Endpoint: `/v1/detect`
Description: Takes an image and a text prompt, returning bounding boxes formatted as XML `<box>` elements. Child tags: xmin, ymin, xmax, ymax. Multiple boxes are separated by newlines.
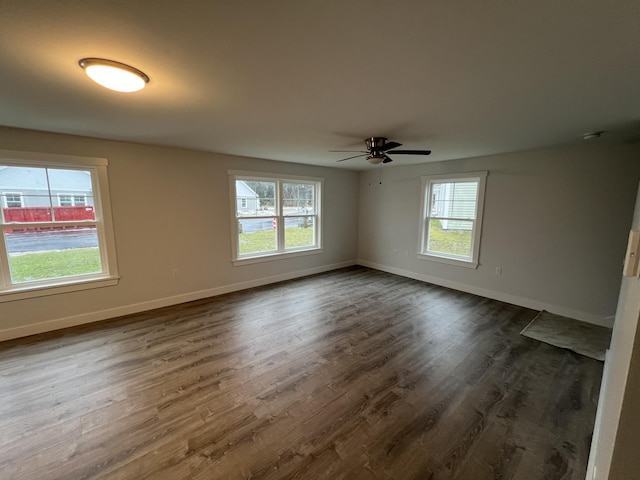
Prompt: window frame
<box><xmin>0</xmin><ymin>150</ymin><xmax>119</xmax><ymax>302</ymax></box>
<box><xmin>229</xmin><ymin>170</ymin><xmax>323</xmax><ymax>265</ymax></box>
<box><xmin>418</xmin><ymin>171</ymin><xmax>487</xmax><ymax>269</ymax></box>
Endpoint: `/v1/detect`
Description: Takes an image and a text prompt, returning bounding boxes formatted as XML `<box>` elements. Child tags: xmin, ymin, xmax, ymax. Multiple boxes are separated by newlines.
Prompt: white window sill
<box><xmin>0</xmin><ymin>276</ymin><xmax>119</xmax><ymax>303</ymax></box>
<box><xmin>417</xmin><ymin>253</ymin><xmax>478</xmax><ymax>269</ymax></box>
<box><xmin>233</xmin><ymin>248</ymin><xmax>323</xmax><ymax>266</ymax></box>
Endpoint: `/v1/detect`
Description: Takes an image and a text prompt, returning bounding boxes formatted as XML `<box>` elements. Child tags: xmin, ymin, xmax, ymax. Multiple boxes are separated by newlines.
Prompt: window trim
<box><xmin>418</xmin><ymin>171</ymin><xmax>487</xmax><ymax>269</ymax></box>
<box><xmin>228</xmin><ymin>170</ymin><xmax>323</xmax><ymax>265</ymax></box>
<box><xmin>0</xmin><ymin>149</ymin><xmax>119</xmax><ymax>302</ymax></box>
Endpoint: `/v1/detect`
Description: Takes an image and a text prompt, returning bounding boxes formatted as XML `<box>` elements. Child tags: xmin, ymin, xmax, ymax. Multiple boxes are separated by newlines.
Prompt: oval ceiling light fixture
<box><xmin>78</xmin><ymin>58</ymin><xmax>149</xmax><ymax>92</ymax></box>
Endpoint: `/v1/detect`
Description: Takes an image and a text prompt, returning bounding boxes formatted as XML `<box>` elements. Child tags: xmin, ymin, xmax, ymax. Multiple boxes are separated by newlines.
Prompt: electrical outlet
<box><xmin>171</xmin><ymin>269</ymin><xmax>179</xmax><ymax>278</ymax></box>
<box><xmin>495</xmin><ymin>267</ymin><xmax>502</xmax><ymax>275</ymax></box>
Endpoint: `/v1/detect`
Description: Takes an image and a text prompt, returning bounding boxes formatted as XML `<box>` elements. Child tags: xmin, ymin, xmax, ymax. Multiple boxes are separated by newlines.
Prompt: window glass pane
<box><xmin>236</xmin><ymin>180</ymin><xmax>276</xmax><ymax>217</ymax></box>
<box><xmin>283</xmin><ymin>182</ymin><xmax>315</xmax><ymax>215</ymax></box>
<box><xmin>3</xmin><ymin>195</ymin><xmax>53</xmax><ymax>223</ymax></box>
<box><xmin>238</xmin><ymin>218</ymin><xmax>277</xmax><ymax>255</ymax></box>
<box><xmin>48</xmin><ymin>169</ymin><xmax>93</xmax><ymax>195</ymax></box>
<box><xmin>0</xmin><ymin>166</ymin><xmax>49</xmax><ymax>191</ymax></box>
<box><xmin>1</xmin><ymin>166</ymin><xmax>50</xmax><ymax>222</ymax></box>
<box><xmin>53</xmin><ymin>205</ymin><xmax>96</xmax><ymax>222</ymax></box>
<box><xmin>430</xmin><ymin>181</ymin><xmax>478</xmax><ymax>219</ymax></box>
<box><xmin>285</xmin><ymin>216</ymin><xmax>315</xmax><ymax>249</ymax></box>
<box><xmin>4</xmin><ymin>226</ymin><xmax>101</xmax><ymax>283</ymax></box>
<box><xmin>427</xmin><ymin>219</ymin><xmax>473</xmax><ymax>258</ymax></box>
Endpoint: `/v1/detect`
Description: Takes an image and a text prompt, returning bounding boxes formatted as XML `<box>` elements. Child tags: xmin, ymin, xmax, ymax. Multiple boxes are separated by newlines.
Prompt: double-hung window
<box><xmin>229</xmin><ymin>171</ymin><xmax>322</xmax><ymax>264</ymax></box>
<box><xmin>419</xmin><ymin>171</ymin><xmax>487</xmax><ymax>268</ymax></box>
<box><xmin>0</xmin><ymin>150</ymin><xmax>118</xmax><ymax>300</ymax></box>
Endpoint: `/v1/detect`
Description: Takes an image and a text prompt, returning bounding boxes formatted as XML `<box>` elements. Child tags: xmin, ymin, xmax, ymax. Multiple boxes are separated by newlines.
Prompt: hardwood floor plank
<box><xmin>0</xmin><ymin>267</ymin><xmax>602</xmax><ymax>479</ymax></box>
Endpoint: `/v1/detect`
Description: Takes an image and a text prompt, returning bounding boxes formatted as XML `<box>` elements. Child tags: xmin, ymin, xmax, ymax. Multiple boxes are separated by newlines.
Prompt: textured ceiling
<box><xmin>1</xmin><ymin>1</ymin><xmax>639</xmax><ymax>169</ymax></box>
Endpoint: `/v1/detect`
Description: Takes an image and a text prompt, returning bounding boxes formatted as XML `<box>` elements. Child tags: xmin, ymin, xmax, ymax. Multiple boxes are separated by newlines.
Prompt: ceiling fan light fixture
<box><xmin>79</xmin><ymin>58</ymin><xmax>149</xmax><ymax>92</ymax></box>
<box><xmin>367</xmin><ymin>155</ymin><xmax>383</xmax><ymax>165</ymax></box>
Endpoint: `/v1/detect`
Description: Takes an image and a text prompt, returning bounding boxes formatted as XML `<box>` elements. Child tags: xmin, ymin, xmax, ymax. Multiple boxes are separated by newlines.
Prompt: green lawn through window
<box><xmin>9</xmin><ymin>247</ymin><xmax>101</xmax><ymax>283</ymax></box>
<box><xmin>239</xmin><ymin>226</ymin><xmax>314</xmax><ymax>255</ymax></box>
<box><xmin>427</xmin><ymin>220</ymin><xmax>473</xmax><ymax>258</ymax></box>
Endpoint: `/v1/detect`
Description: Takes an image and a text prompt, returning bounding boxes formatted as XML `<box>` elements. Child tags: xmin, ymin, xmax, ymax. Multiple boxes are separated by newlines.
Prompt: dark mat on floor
<box><xmin>520</xmin><ymin>310</ymin><xmax>612</xmax><ymax>361</ymax></box>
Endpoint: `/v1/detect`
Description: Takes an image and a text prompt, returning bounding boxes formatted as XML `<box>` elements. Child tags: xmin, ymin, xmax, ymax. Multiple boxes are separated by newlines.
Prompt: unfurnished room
<box><xmin>0</xmin><ymin>1</ymin><xmax>639</xmax><ymax>479</ymax></box>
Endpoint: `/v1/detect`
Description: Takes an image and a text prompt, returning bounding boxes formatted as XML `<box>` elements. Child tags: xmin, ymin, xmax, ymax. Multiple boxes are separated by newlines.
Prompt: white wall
<box><xmin>357</xmin><ymin>142</ymin><xmax>640</xmax><ymax>325</ymax></box>
<box><xmin>0</xmin><ymin>127</ymin><xmax>359</xmax><ymax>340</ymax></box>
<box><xmin>2</xmin><ymin>127</ymin><xmax>638</xmax><ymax>340</ymax></box>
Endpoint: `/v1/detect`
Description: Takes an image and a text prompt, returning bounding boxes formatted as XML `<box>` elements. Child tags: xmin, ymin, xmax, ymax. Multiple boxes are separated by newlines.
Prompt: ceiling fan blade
<box><xmin>382</xmin><ymin>154</ymin><xmax>393</xmax><ymax>163</ymax></box>
<box><xmin>386</xmin><ymin>149</ymin><xmax>431</xmax><ymax>155</ymax></box>
<box><xmin>381</xmin><ymin>141</ymin><xmax>402</xmax><ymax>151</ymax></box>
<box><xmin>336</xmin><ymin>153</ymin><xmax>368</xmax><ymax>162</ymax></box>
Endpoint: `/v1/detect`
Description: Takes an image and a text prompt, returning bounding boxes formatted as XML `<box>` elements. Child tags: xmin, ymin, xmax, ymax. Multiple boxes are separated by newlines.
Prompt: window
<box><xmin>2</xmin><ymin>192</ymin><xmax>23</xmax><ymax>208</ymax></box>
<box><xmin>58</xmin><ymin>194</ymin><xmax>87</xmax><ymax>206</ymax></box>
<box><xmin>419</xmin><ymin>171</ymin><xmax>487</xmax><ymax>268</ymax></box>
<box><xmin>229</xmin><ymin>171</ymin><xmax>322</xmax><ymax>264</ymax></box>
<box><xmin>0</xmin><ymin>150</ymin><xmax>118</xmax><ymax>301</ymax></box>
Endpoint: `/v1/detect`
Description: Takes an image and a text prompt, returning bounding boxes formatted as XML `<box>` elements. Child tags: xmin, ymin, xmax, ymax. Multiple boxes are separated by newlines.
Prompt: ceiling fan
<box><xmin>331</xmin><ymin>137</ymin><xmax>431</xmax><ymax>164</ymax></box>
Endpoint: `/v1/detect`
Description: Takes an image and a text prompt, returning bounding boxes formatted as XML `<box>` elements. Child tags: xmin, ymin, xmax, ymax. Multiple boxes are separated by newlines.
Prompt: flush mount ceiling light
<box><xmin>78</xmin><ymin>58</ymin><xmax>149</xmax><ymax>92</ymax></box>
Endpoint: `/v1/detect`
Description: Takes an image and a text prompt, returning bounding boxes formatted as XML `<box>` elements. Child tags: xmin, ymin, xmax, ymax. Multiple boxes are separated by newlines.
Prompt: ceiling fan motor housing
<box><xmin>365</xmin><ymin>137</ymin><xmax>388</xmax><ymax>152</ymax></box>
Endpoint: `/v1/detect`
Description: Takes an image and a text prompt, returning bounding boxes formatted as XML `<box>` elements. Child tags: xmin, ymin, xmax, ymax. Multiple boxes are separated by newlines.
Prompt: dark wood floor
<box><xmin>0</xmin><ymin>267</ymin><xmax>602</xmax><ymax>479</ymax></box>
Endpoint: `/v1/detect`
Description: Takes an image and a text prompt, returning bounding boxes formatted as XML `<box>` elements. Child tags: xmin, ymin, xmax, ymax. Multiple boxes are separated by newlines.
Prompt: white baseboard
<box><xmin>2</xmin><ymin>258</ymin><xmax>612</xmax><ymax>342</ymax></box>
<box><xmin>0</xmin><ymin>260</ymin><xmax>357</xmax><ymax>342</ymax></box>
<box><xmin>357</xmin><ymin>259</ymin><xmax>614</xmax><ymax>328</ymax></box>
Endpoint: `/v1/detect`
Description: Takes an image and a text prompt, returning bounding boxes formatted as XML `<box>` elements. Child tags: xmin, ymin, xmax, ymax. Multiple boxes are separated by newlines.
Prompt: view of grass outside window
<box><xmin>0</xmin><ymin>155</ymin><xmax>117</xmax><ymax>296</ymax></box>
<box><xmin>427</xmin><ymin>218</ymin><xmax>473</xmax><ymax>257</ymax></box>
<box><xmin>9</xmin><ymin>245</ymin><xmax>101</xmax><ymax>282</ymax></box>
<box><xmin>420</xmin><ymin>172</ymin><xmax>487</xmax><ymax>267</ymax></box>
<box><xmin>232</xmin><ymin>174</ymin><xmax>321</xmax><ymax>261</ymax></box>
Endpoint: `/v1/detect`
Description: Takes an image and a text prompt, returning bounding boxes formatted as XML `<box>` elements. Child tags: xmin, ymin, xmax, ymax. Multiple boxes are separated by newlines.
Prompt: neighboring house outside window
<box><xmin>229</xmin><ymin>171</ymin><xmax>322</xmax><ymax>264</ymax></box>
<box><xmin>419</xmin><ymin>171</ymin><xmax>487</xmax><ymax>268</ymax></box>
<box><xmin>0</xmin><ymin>151</ymin><xmax>118</xmax><ymax>301</ymax></box>
<box><xmin>236</xmin><ymin>181</ymin><xmax>259</xmax><ymax>214</ymax></box>
<box><xmin>2</xmin><ymin>192</ymin><xmax>23</xmax><ymax>208</ymax></box>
